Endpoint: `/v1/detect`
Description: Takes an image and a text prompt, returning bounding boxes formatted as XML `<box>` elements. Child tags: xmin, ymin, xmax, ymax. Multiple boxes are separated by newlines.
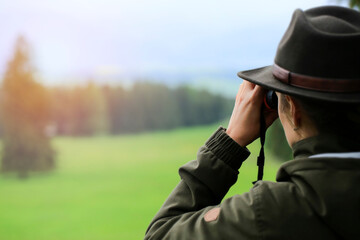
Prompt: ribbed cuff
<box><xmin>205</xmin><ymin>127</ymin><xmax>250</xmax><ymax>170</ymax></box>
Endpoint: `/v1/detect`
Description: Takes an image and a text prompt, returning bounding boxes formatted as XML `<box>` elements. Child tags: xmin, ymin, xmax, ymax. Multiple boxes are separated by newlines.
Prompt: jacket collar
<box><xmin>292</xmin><ymin>135</ymin><xmax>360</xmax><ymax>160</ymax></box>
<box><xmin>276</xmin><ymin>135</ymin><xmax>360</xmax><ymax>182</ymax></box>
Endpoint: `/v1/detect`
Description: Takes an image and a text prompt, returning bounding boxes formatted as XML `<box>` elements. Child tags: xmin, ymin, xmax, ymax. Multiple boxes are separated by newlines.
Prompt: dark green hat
<box><xmin>237</xmin><ymin>6</ymin><xmax>360</xmax><ymax>103</ymax></box>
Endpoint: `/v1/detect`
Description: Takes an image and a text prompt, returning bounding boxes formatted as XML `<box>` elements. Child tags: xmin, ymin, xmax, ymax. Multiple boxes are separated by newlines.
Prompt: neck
<box><xmin>288</xmin><ymin>124</ymin><xmax>318</xmax><ymax>147</ymax></box>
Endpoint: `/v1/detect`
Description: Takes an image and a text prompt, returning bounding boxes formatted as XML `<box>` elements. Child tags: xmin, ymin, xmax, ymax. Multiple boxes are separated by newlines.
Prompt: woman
<box><xmin>145</xmin><ymin>6</ymin><xmax>360</xmax><ymax>239</ymax></box>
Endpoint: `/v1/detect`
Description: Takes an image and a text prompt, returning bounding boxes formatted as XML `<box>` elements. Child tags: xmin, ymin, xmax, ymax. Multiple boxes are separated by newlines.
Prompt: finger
<box><xmin>242</xmin><ymin>80</ymin><xmax>256</xmax><ymax>91</ymax></box>
<box><xmin>236</xmin><ymin>83</ymin><xmax>245</xmax><ymax>101</ymax></box>
<box><xmin>253</xmin><ymin>84</ymin><xmax>266</xmax><ymax>97</ymax></box>
<box><xmin>247</xmin><ymin>84</ymin><xmax>266</xmax><ymax>106</ymax></box>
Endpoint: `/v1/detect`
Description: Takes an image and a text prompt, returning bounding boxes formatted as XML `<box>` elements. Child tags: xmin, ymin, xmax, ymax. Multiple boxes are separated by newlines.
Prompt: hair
<box><xmin>280</xmin><ymin>94</ymin><xmax>360</xmax><ymax>139</ymax></box>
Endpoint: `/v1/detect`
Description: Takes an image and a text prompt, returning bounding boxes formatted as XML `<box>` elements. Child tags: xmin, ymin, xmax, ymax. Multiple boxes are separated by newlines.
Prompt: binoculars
<box><xmin>264</xmin><ymin>90</ymin><xmax>278</xmax><ymax>110</ymax></box>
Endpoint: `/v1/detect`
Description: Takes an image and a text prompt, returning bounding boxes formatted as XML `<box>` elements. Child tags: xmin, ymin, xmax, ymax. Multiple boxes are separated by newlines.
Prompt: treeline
<box><xmin>0</xmin><ymin>36</ymin><xmax>234</xmax><ymax>177</ymax></box>
<box><xmin>49</xmin><ymin>82</ymin><xmax>234</xmax><ymax>136</ymax></box>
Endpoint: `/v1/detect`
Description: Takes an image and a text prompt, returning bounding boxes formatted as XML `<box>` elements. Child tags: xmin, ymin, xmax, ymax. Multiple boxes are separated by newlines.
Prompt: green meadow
<box><xmin>0</xmin><ymin>124</ymin><xmax>282</xmax><ymax>240</ymax></box>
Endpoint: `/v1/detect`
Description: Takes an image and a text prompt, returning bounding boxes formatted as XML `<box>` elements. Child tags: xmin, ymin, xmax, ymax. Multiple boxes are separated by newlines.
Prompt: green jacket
<box><xmin>145</xmin><ymin>127</ymin><xmax>360</xmax><ymax>239</ymax></box>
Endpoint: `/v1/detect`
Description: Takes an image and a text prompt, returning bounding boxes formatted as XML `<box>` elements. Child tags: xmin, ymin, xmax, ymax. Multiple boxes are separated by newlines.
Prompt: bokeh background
<box><xmin>0</xmin><ymin>0</ymin><xmax>357</xmax><ymax>239</ymax></box>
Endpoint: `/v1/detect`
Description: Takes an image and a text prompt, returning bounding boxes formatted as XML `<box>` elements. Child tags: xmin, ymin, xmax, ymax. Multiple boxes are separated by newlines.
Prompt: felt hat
<box><xmin>237</xmin><ymin>6</ymin><xmax>360</xmax><ymax>103</ymax></box>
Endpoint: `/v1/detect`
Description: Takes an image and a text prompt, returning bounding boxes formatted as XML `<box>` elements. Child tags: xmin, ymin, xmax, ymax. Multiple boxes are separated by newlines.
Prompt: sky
<box><xmin>0</xmin><ymin>0</ymin><xmax>348</xmax><ymax>92</ymax></box>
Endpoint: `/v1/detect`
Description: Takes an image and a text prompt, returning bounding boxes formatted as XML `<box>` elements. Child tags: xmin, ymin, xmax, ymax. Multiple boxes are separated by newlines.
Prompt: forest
<box><xmin>0</xmin><ymin>37</ymin><xmax>235</xmax><ymax>177</ymax></box>
<box><xmin>0</xmin><ymin>37</ymin><xmax>233</xmax><ymax>138</ymax></box>
<box><xmin>49</xmin><ymin>82</ymin><xmax>233</xmax><ymax>136</ymax></box>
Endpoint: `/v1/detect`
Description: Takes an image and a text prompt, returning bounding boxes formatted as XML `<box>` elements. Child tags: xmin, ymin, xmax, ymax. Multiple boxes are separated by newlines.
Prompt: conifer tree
<box><xmin>1</xmin><ymin>36</ymin><xmax>55</xmax><ymax>178</ymax></box>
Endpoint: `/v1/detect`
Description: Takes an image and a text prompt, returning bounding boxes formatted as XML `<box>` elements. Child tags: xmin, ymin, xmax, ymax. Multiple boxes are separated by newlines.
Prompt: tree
<box><xmin>103</xmin><ymin>85</ymin><xmax>128</xmax><ymax>134</ymax></box>
<box><xmin>347</xmin><ymin>0</ymin><xmax>360</xmax><ymax>9</ymax></box>
<box><xmin>69</xmin><ymin>82</ymin><xmax>109</xmax><ymax>135</ymax></box>
<box><xmin>0</xmin><ymin>36</ymin><xmax>55</xmax><ymax>178</ymax></box>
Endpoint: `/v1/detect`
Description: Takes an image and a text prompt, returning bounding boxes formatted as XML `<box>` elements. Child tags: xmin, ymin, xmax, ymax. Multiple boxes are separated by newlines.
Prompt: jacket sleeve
<box><xmin>144</xmin><ymin>127</ymin><xmax>262</xmax><ymax>240</ymax></box>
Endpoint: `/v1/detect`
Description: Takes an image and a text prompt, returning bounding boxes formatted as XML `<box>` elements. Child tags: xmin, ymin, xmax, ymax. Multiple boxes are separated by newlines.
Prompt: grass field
<box><xmin>0</xmin><ymin>124</ymin><xmax>282</xmax><ymax>240</ymax></box>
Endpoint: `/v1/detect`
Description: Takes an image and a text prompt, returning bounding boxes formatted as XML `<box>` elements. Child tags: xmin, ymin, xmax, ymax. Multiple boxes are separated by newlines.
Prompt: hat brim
<box><xmin>237</xmin><ymin>65</ymin><xmax>360</xmax><ymax>103</ymax></box>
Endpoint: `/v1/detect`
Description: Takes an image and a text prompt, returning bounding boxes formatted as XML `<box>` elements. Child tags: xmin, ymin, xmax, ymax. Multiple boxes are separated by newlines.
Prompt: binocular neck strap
<box><xmin>253</xmin><ymin>106</ymin><xmax>266</xmax><ymax>184</ymax></box>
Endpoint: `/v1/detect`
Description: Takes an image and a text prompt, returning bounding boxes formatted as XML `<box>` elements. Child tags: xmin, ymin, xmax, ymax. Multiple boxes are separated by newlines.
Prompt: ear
<box><xmin>285</xmin><ymin>95</ymin><xmax>302</xmax><ymax>128</ymax></box>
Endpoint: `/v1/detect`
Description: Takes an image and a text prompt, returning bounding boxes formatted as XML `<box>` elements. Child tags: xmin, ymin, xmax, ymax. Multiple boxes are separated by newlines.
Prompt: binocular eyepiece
<box><xmin>264</xmin><ymin>90</ymin><xmax>278</xmax><ymax>110</ymax></box>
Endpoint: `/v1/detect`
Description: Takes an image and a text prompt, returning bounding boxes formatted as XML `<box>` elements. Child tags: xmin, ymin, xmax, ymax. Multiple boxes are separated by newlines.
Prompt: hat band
<box><xmin>272</xmin><ymin>64</ymin><xmax>360</xmax><ymax>93</ymax></box>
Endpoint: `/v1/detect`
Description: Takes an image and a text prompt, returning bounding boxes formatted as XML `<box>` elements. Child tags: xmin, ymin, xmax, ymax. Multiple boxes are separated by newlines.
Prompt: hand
<box><xmin>226</xmin><ymin>81</ymin><xmax>278</xmax><ymax>147</ymax></box>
